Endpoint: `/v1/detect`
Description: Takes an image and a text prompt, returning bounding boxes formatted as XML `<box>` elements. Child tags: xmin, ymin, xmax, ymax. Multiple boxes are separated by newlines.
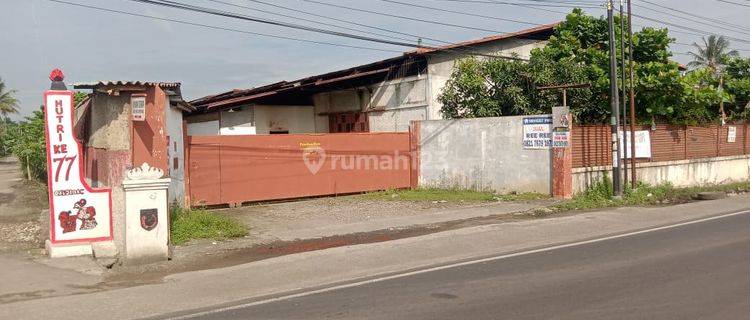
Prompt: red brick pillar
<box><xmin>409</xmin><ymin>121</ymin><xmax>421</xmax><ymax>189</ymax></box>
<box><xmin>552</xmin><ymin>108</ymin><xmax>573</xmax><ymax>199</ymax></box>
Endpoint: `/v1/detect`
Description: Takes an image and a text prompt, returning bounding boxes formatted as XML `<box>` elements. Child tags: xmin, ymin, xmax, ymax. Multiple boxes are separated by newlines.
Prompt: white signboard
<box><xmin>619</xmin><ymin>130</ymin><xmax>652</xmax><ymax>159</ymax></box>
<box><xmin>523</xmin><ymin>117</ymin><xmax>552</xmax><ymax>149</ymax></box>
<box><xmin>553</xmin><ymin>131</ymin><xmax>571</xmax><ymax>148</ymax></box>
<box><xmin>131</xmin><ymin>95</ymin><xmax>146</xmax><ymax>121</ymax></box>
<box><xmin>45</xmin><ymin>91</ymin><xmax>112</xmax><ymax>244</ymax></box>
<box><xmin>728</xmin><ymin>126</ymin><xmax>737</xmax><ymax>143</ymax></box>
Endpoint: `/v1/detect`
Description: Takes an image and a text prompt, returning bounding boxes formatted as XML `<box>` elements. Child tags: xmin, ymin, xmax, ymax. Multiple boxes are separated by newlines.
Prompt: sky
<box><xmin>1</xmin><ymin>0</ymin><xmax>748</xmax><ymax>119</ymax></box>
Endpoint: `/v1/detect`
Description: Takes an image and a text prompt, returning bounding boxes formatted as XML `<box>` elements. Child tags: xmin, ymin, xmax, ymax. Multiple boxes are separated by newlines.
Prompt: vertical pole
<box><xmin>619</xmin><ymin>0</ymin><xmax>628</xmax><ymax>189</ymax></box>
<box><xmin>607</xmin><ymin>0</ymin><xmax>622</xmax><ymax>197</ymax></box>
<box><xmin>563</xmin><ymin>89</ymin><xmax>567</xmax><ymax>108</ymax></box>
<box><xmin>627</xmin><ymin>0</ymin><xmax>637</xmax><ymax>187</ymax></box>
<box><xmin>719</xmin><ymin>74</ymin><xmax>726</xmax><ymax>125</ymax></box>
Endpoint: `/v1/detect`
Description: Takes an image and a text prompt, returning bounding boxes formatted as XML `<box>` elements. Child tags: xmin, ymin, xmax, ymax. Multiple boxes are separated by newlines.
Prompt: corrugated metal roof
<box><xmin>188</xmin><ymin>24</ymin><xmax>558</xmax><ymax>111</ymax></box>
<box><xmin>73</xmin><ymin>81</ymin><xmax>181</xmax><ymax>89</ymax></box>
<box><xmin>413</xmin><ymin>23</ymin><xmax>558</xmax><ymax>55</ymax></box>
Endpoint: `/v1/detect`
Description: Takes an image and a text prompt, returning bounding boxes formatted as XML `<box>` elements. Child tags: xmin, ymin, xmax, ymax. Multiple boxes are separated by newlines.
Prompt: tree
<box><xmin>439</xmin><ymin>57</ymin><xmax>535</xmax><ymax>118</ymax></box>
<box><xmin>439</xmin><ymin>9</ymin><xmax>681</xmax><ymax>124</ymax></box>
<box><xmin>0</xmin><ymin>78</ymin><xmax>20</xmax><ymax>118</ymax></box>
<box><xmin>687</xmin><ymin>35</ymin><xmax>739</xmax><ymax>72</ymax></box>
<box><xmin>723</xmin><ymin>57</ymin><xmax>750</xmax><ymax>119</ymax></box>
<box><xmin>7</xmin><ymin>107</ymin><xmax>47</xmax><ymax>181</ymax></box>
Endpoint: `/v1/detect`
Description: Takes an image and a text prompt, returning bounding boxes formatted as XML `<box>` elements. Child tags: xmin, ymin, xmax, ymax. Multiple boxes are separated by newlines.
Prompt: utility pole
<box><xmin>627</xmin><ymin>0</ymin><xmax>637</xmax><ymax>187</ymax></box>
<box><xmin>619</xmin><ymin>0</ymin><xmax>628</xmax><ymax>189</ymax></box>
<box><xmin>607</xmin><ymin>0</ymin><xmax>622</xmax><ymax>197</ymax></box>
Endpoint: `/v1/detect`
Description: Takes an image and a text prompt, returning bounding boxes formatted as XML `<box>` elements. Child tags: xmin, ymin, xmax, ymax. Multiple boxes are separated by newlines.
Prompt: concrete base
<box><xmin>573</xmin><ymin>154</ymin><xmax>750</xmax><ymax>194</ymax></box>
<box><xmin>45</xmin><ymin>240</ymin><xmax>93</xmax><ymax>258</ymax></box>
<box><xmin>91</xmin><ymin>241</ymin><xmax>118</xmax><ymax>258</ymax></box>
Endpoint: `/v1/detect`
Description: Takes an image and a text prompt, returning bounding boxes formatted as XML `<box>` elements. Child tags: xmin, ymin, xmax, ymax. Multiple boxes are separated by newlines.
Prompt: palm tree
<box><xmin>688</xmin><ymin>35</ymin><xmax>739</xmax><ymax>72</ymax></box>
<box><xmin>0</xmin><ymin>78</ymin><xmax>20</xmax><ymax>118</ymax></box>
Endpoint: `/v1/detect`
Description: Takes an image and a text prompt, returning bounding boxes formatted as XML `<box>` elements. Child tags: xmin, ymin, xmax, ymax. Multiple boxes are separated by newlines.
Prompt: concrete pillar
<box><xmin>122</xmin><ymin>163</ymin><xmax>171</xmax><ymax>265</ymax></box>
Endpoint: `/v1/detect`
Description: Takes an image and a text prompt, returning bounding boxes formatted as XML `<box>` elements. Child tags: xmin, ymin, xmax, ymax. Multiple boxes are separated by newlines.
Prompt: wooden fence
<box><xmin>573</xmin><ymin>124</ymin><xmax>750</xmax><ymax>168</ymax></box>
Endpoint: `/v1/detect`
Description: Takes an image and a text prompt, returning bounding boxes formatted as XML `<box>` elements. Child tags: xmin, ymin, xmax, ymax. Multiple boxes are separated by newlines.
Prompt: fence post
<box><xmin>716</xmin><ymin>124</ymin><xmax>721</xmax><ymax>157</ymax></box>
<box><xmin>745</xmin><ymin>123</ymin><xmax>748</xmax><ymax>155</ymax></box>
<box><xmin>682</xmin><ymin>125</ymin><xmax>690</xmax><ymax>160</ymax></box>
<box><xmin>552</xmin><ymin>110</ymin><xmax>573</xmax><ymax>199</ymax></box>
<box><xmin>409</xmin><ymin>121</ymin><xmax>420</xmax><ymax>190</ymax></box>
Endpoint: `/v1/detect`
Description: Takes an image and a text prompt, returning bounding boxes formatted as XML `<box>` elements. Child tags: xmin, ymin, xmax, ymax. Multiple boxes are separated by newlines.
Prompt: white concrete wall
<box><xmin>312</xmin><ymin>75</ymin><xmax>429</xmax><ymax>132</ymax></box>
<box><xmin>426</xmin><ymin>38</ymin><xmax>548</xmax><ymax>120</ymax></box>
<box><xmin>165</xmin><ymin>103</ymin><xmax>185</xmax><ymax>204</ymax></box>
<box><xmin>219</xmin><ymin>107</ymin><xmax>256</xmax><ymax>135</ymax></box>
<box><xmin>573</xmin><ymin>155</ymin><xmax>750</xmax><ymax>194</ymax></box>
<box><xmin>187</xmin><ymin>105</ymin><xmax>317</xmax><ymax>135</ymax></box>
<box><xmin>187</xmin><ymin>120</ymin><xmax>219</xmax><ymax>136</ymax></box>
<box><xmin>254</xmin><ymin>105</ymin><xmax>316</xmax><ymax>134</ymax></box>
<box><xmin>369</xmin><ymin>75</ymin><xmax>429</xmax><ymax>132</ymax></box>
<box><xmin>418</xmin><ymin>116</ymin><xmax>552</xmax><ymax>194</ymax></box>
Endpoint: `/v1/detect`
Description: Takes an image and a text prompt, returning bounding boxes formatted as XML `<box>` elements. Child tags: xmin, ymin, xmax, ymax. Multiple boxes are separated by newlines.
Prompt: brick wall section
<box><xmin>573</xmin><ymin>123</ymin><xmax>750</xmax><ymax>168</ymax></box>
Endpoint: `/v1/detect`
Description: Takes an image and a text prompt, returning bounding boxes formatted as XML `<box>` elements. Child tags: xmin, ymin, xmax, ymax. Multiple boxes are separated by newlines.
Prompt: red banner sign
<box><xmin>44</xmin><ymin>90</ymin><xmax>113</xmax><ymax>244</ymax></box>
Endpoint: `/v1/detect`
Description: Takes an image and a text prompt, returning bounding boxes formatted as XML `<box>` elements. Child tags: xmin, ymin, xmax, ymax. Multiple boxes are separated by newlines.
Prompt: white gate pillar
<box><xmin>122</xmin><ymin>163</ymin><xmax>171</xmax><ymax>265</ymax></box>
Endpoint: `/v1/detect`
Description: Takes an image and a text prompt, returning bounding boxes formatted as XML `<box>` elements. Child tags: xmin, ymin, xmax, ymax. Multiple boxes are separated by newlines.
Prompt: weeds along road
<box><xmin>182</xmin><ymin>210</ymin><xmax>750</xmax><ymax>320</ymax></box>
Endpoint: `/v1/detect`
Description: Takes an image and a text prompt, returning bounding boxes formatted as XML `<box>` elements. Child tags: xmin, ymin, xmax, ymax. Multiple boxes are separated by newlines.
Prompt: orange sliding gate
<box><xmin>186</xmin><ymin>133</ymin><xmax>414</xmax><ymax>206</ymax></box>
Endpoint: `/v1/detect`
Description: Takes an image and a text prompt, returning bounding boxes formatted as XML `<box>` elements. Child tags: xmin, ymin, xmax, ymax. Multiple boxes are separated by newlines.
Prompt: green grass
<box><xmin>364</xmin><ymin>188</ymin><xmax>548</xmax><ymax>202</ymax></box>
<box><xmin>547</xmin><ymin>175</ymin><xmax>750</xmax><ymax>214</ymax></box>
<box><xmin>170</xmin><ymin>207</ymin><xmax>248</xmax><ymax>245</ymax></box>
<box><xmin>364</xmin><ymin>188</ymin><xmax>497</xmax><ymax>202</ymax></box>
<box><xmin>494</xmin><ymin>192</ymin><xmax>550</xmax><ymax>202</ymax></box>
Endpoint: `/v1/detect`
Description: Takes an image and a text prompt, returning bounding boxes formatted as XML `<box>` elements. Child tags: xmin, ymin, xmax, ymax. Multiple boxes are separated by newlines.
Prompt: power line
<box><xmin>432</xmin><ymin>0</ymin><xmax>750</xmax><ymax>43</ymax></box>
<box><xmin>246</xmin><ymin>0</ymin><xmax>461</xmax><ymax>46</ymax></box>
<box><xmin>717</xmin><ymin>0</ymin><xmax>750</xmax><ymax>8</ymax></box>
<box><xmin>635</xmin><ymin>1</ymin><xmax>750</xmax><ymax>35</ymax></box>
<box><xmin>631</xmin><ymin>12</ymin><xmax>750</xmax><ymax>45</ymax></box>
<box><xmin>205</xmin><ymin>0</ymin><xmax>423</xmax><ymax>46</ymax></box>
<box><xmin>127</xmin><ymin>0</ymin><xmax>448</xmax><ymax>48</ymax></box>
<box><xmin>44</xmin><ymin>0</ymin><xmax>403</xmax><ymax>53</ymax></box>
<box><xmin>638</xmin><ymin>0</ymin><xmax>750</xmax><ymax>33</ymax></box>
<box><xmin>299</xmin><ymin>0</ymin><xmax>508</xmax><ymax>33</ymax></box>
<box><xmin>246</xmin><ymin>0</ymin><xmax>543</xmax><ymax>60</ymax></box>
<box><xmin>379</xmin><ymin>0</ymin><xmax>541</xmax><ymax>26</ymax></box>
<box><xmin>129</xmin><ymin>0</ymin><xmax>524</xmax><ymax>59</ymax></box>
<box><xmin>431</xmin><ymin>0</ymin><xmax>602</xmax><ymax>12</ymax></box>
<box><xmin>672</xmin><ymin>41</ymin><xmax>750</xmax><ymax>53</ymax></box>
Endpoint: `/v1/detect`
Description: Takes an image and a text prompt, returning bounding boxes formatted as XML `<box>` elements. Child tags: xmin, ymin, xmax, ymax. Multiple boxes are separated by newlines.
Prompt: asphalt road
<box><xmin>178</xmin><ymin>210</ymin><xmax>750</xmax><ymax>320</ymax></box>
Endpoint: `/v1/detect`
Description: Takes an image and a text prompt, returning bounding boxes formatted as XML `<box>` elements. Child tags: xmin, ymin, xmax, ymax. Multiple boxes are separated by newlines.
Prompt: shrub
<box><xmin>170</xmin><ymin>207</ymin><xmax>247</xmax><ymax>245</ymax></box>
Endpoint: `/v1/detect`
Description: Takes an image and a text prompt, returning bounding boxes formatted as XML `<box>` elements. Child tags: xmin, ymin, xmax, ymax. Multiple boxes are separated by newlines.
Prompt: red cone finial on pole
<box><xmin>49</xmin><ymin>69</ymin><xmax>65</xmax><ymax>82</ymax></box>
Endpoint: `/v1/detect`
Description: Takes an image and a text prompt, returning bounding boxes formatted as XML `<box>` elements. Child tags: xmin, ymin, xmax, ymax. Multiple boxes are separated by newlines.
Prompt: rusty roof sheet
<box><xmin>73</xmin><ymin>81</ymin><xmax>181</xmax><ymax>89</ymax></box>
<box><xmin>189</xmin><ymin>23</ymin><xmax>559</xmax><ymax>110</ymax></box>
<box><xmin>413</xmin><ymin>23</ymin><xmax>558</xmax><ymax>55</ymax></box>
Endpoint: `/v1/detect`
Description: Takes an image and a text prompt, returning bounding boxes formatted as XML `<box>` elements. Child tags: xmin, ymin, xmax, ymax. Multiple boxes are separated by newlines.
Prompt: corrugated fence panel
<box><xmin>573</xmin><ymin>123</ymin><xmax>750</xmax><ymax>168</ymax></box>
<box><xmin>649</xmin><ymin>124</ymin><xmax>686</xmax><ymax>162</ymax></box>
<box><xmin>187</xmin><ymin>136</ymin><xmax>222</xmax><ymax>206</ymax></box>
<box><xmin>188</xmin><ymin>133</ymin><xmax>412</xmax><ymax>206</ymax></box>
<box><xmin>573</xmin><ymin>125</ymin><xmax>611</xmax><ymax>168</ymax></box>
<box><xmin>719</xmin><ymin>124</ymin><xmax>746</xmax><ymax>157</ymax></box>
<box><xmin>687</xmin><ymin>126</ymin><xmax>719</xmax><ymax>159</ymax></box>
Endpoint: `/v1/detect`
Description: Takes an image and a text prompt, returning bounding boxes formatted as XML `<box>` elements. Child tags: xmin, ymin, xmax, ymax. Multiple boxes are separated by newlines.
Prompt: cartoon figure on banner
<box><xmin>58</xmin><ymin>211</ymin><xmax>77</xmax><ymax>233</ymax></box>
<box><xmin>57</xmin><ymin>198</ymin><xmax>98</xmax><ymax>233</ymax></box>
<box><xmin>75</xmin><ymin>199</ymin><xmax>98</xmax><ymax>230</ymax></box>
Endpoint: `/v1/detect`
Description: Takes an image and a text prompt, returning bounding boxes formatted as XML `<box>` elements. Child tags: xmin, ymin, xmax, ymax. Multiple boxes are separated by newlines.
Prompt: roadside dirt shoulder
<box><xmin>0</xmin><ymin>157</ymin><xmax>48</xmax><ymax>256</ymax></box>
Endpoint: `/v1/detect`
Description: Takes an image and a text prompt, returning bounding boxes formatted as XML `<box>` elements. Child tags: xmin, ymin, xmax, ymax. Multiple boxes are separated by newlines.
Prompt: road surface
<box><xmin>182</xmin><ymin>210</ymin><xmax>750</xmax><ymax>320</ymax></box>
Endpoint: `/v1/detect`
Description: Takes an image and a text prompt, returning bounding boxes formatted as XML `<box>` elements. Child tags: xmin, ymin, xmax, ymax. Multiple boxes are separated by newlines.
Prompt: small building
<box><xmin>187</xmin><ymin>24</ymin><xmax>557</xmax><ymax>135</ymax></box>
<box><xmin>73</xmin><ymin>81</ymin><xmax>194</xmax><ymax>205</ymax></box>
